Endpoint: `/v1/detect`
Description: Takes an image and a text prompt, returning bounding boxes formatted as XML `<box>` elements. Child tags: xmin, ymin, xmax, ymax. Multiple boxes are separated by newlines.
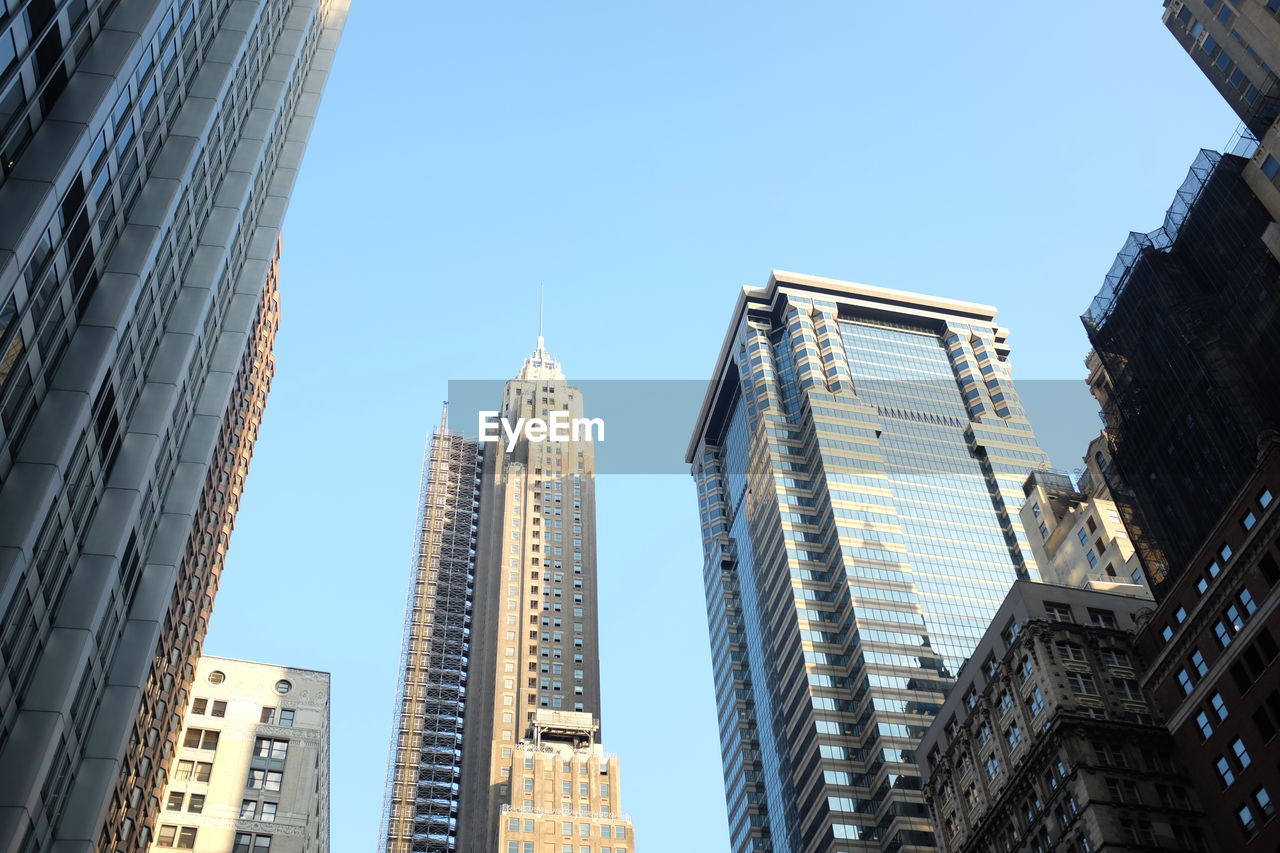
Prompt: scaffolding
<box><xmin>1082</xmin><ymin>150</ymin><xmax>1280</xmax><ymax>594</ymax></box>
<box><xmin>379</xmin><ymin>408</ymin><xmax>482</xmax><ymax>853</ymax></box>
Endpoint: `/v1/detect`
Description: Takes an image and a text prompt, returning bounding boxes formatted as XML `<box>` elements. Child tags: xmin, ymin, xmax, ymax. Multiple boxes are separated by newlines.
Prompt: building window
<box><xmin>1218</xmin><ymin>756</ymin><xmax>1237</xmax><ymax>787</ymax></box>
<box><xmin>156</xmin><ymin>826</ymin><xmax>197</xmax><ymax>849</ymax></box>
<box><xmin>1238</xmin><ymin>803</ymin><xmax>1258</xmax><ymax>837</ymax></box>
<box><xmin>233</xmin><ymin>834</ymin><xmax>271</xmax><ymax>853</ymax></box>
<box><xmin>1045</xmin><ymin>603</ymin><xmax>1073</xmax><ymax>623</ymax></box>
<box><xmin>275</xmin><ymin>680</ymin><xmax>292</xmax><ymax>694</ymax></box>
<box><xmin>1067</xmin><ymin>673</ymin><xmax>1097</xmax><ymax>695</ymax></box>
<box><xmin>1088</xmin><ymin>608</ymin><xmax>1117</xmax><ymax>629</ymax></box>
<box><xmin>1196</xmin><ymin>711</ymin><xmax>1214</xmax><ymax>741</ymax></box>
<box><xmin>183</xmin><ymin>728</ymin><xmax>219</xmax><ymax>751</ymax></box>
<box><xmin>247</xmin><ymin>769</ymin><xmax>283</xmax><ymax>792</ymax></box>
<box><xmin>1177</xmin><ymin>668</ymin><xmax>1195</xmax><ymax>696</ymax></box>
<box><xmin>207</xmin><ymin>671</ymin><xmax>225</xmax><ymax>684</ymax></box>
<box><xmin>1027</xmin><ymin>687</ymin><xmax>1046</xmax><ymax>717</ymax></box>
<box><xmin>1192</xmin><ymin>649</ymin><xmax>1208</xmax><ymax>676</ymax></box>
<box><xmin>1056</xmin><ymin>641</ymin><xmax>1086</xmax><ymax>662</ymax></box>
<box><xmin>1233</xmin><ymin>738</ymin><xmax>1253</xmax><ymax>768</ymax></box>
<box><xmin>254</xmin><ymin>738</ymin><xmax>289</xmax><ymax>761</ymax></box>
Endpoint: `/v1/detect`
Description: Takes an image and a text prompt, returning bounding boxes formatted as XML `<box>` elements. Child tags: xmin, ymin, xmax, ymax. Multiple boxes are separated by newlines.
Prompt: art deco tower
<box><xmin>0</xmin><ymin>1</ymin><xmax>347</xmax><ymax>850</ymax></box>
<box><xmin>687</xmin><ymin>271</ymin><xmax>1051</xmax><ymax>853</ymax></box>
<box><xmin>380</xmin><ymin>338</ymin><xmax>635</xmax><ymax>853</ymax></box>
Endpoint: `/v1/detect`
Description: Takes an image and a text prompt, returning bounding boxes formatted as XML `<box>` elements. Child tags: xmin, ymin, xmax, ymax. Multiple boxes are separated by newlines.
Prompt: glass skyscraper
<box><xmin>0</xmin><ymin>0</ymin><xmax>347</xmax><ymax>849</ymax></box>
<box><xmin>687</xmin><ymin>271</ymin><xmax>1050</xmax><ymax>853</ymax></box>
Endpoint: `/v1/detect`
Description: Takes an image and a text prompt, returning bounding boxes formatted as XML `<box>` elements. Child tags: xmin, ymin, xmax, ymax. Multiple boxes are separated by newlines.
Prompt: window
<box><xmin>254</xmin><ymin>738</ymin><xmax>289</xmax><ymax>761</ymax></box>
<box><xmin>1196</xmin><ymin>711</ymin><xmax>1214</xmax><ymax>740</ymax></box>
<box><xmin>233</xmin><ymin>835</ymin><xmax>272</xmax><ymax>853</ymax></box>
<box><xmin>260</xmin><ymin>707</ymin><xmax>275</xmax><ymax>724</ymax></box>
<box><xmin>1056</xmin><ymin>641</ymin><xmax>1086</xmax><ymax>662</ymax></box>
<box><xmin>167</xmin><ymin>792</ymin><xmax>184</xmax><ymax>811</ymax></box>
<box><xmin>1099</xmin><ymin>647</ymin><xmax>1130</xmax><ymax>668</ymax></box>
<box><xmin>1006</xmin><ymin>723</ymin><xmax>1023</xmax><ymax>749</ymax></box>
<box><xmin>1018</xmin><ymin>656</ymin><xmax>1034</xmax><ymax>682</ymax></box>
<box><xmin>1192</xmin><ymin>649</ymin><xmax>1209</xmax><ymax>676</ymax></box>
<box><xmin>187</xmin><ymin>794</ymin><xmax>204</xmax><ymax>814</ymax></box>
<box><xmin>247</xmin><ymin>769</ymin><xmax>283</xmax><ymax>792</ymax></box>
<box><xmin>1212</xmin><ymin>692</ymin><xmax>1229</xmax><ymax>720</ymax></box>
<box><xmin>1256</xmin><ymin>786</ymin><xmax>1275</xmax><ymax>820</ymax></box>
<box><xmin>1238</xmin><ymin>803</ymin><xmax>1258</xmax><ymax>837</ymax></box>
<box><xmin>1233</xmin><ymin>738</ymin><xmax>1252</xmax><ymax>769</ymax></box>
<box><xmin>1027</xmin><ymin>687</ymin><xmax>1045</xmax><ymax>717</ymax></box>
<box><xmin>183</xmin><ymin>728</ymin><xmax>219</xmax><ymax>750</ymax></box>
<box><xmin>156</xmin><ymin>826</ymin><xmax>197</xmax><ymax>849</ymax></box>
<box><xmin>274</xmin><ymin>680</ymin><xmax>292</xmax><ymax>694</ymax></box>
<box><xmin>1067</xmin><ymin>672</ymin><xmax>1097</xmax><ymax>695</ymax></box>
<box><xmin>1045</xmin><ymin>603</ymin><xmax>1073</xmax><ymax>623</ymax></box>
<box><xmin>1218</xmin><ymin>756</ymin><xmax>1237</xmax><ymax>787</ymax></box>
<box><xmin>1088</xmin><ymin>609</ymin><xmax>1117</xmax><ymax>629</ymax></box>
<box><xmin>1114</xmin><ymin>678</ymin><xmax>1141</xmax><ymax>701</ymax></box>
<box><xmin>1177</xmin><ymin>668</ymin><xmax>1195</xmax><ymax>696</ymax></box>
<box><xmin>278</xmin><ymin>709</ymin><xmax>294</xmax><ymax>726</ymax></box>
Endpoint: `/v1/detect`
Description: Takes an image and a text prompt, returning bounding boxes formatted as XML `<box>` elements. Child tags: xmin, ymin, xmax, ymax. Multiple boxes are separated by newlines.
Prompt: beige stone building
<box><xmin>147</xmin><ymin>656</ymin><xmax>330</xmax><ymax>853</ymax></box>
<box><xmin>495</xmin><ymin>711</ymin><xmax>634</xmax><ymax>853</ymax></box>
<box><xmin>1018</xmin><ymin>466</ymin><xmax>1148</xmax><ymax>596</ymax></box>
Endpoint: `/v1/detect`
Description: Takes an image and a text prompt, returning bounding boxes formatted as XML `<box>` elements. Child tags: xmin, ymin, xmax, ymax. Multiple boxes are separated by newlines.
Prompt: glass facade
<box><xmin>691</xmin><ymin>274</ymin><xmax>1050</xmax><ymax>853</ymax></box>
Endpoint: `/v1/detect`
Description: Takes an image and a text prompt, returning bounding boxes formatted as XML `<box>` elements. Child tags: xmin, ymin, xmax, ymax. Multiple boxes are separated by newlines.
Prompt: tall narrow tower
<box><xmin>380</xmin><ymin>409</ymin><xmax>482</xmax><ymax>852</ymax></box>
<box><xmin>688</xmin><ymin>271</ymin><xmax>1051</xmax><ymax>853</ymax></box>
<box><xmin>381</xmin><ymin>338</ymin><xmax>635</xmax><ymax>853</ymax></box>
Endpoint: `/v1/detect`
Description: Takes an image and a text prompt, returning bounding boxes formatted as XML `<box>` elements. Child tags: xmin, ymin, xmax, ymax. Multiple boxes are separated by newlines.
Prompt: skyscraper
<box><xmin>380</xmin><ymin>338</ymin><xmax>635</xmax><ymax>853</ymax></box>
<box><xmin>687</xmin><ymin>271</ymin><xmax>1052</xmax><ymax>853</ymax></box>
<box><xmin>0</xmin><ymin>1</ymin><xmax>347</xmax><ymax>849</ymax></box>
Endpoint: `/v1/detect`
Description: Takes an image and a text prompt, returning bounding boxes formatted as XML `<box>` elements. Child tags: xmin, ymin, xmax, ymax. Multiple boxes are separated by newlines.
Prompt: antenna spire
<box><xmin>537</xmin><ymin>283</ymin><xmax>545</xmax><ymax>350</ymax></box>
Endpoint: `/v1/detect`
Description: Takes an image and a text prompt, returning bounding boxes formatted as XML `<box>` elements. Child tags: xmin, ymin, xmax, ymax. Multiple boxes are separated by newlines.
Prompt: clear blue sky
<box><xmin>204</xmin><ymin>3</ymin><xmax>1239</xmax><ymax>850</ymax></box>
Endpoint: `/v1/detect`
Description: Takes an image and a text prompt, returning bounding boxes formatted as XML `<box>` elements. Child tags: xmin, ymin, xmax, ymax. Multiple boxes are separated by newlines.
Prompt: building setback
<box><xmin>687</xmin><ymin>271</ymin><xmax>1053</xmax><ymax>853</ymax></box>
<box><xmin>919</xmin><ymin>581</ymin><xmax>1212</xmax><ymax>853</ymax></box>
<box><xmin>380</xmin><ymin>338</ymin><xmax>636</xmax><ymax>852</ymax></box>
<box><xmin>0</xmin><ymin>1</ymin><xmax>347</xmax><ymax>850</ymax></box>
<box><xmin>1017</xmin><ymin>465</ymin><xmax>1147</xmax><ymax>596</ymax></box>
<box><xmin>145</xmin><ymin>656</ymin><xmax>330</xmax><ymax>853</ymax></box>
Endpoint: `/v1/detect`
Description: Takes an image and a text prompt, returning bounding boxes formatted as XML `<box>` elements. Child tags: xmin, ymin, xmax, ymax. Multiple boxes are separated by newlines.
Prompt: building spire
<box><xmin>518</xmin><ymin>285</ymin><xmax>564</xmax><ymax>381</ymax></box>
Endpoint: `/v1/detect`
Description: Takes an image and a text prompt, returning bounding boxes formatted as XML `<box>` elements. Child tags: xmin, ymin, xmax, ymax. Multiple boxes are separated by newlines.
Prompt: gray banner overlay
<box><xmin>445</xmin><ymin>380</ymin><xmax>1104</xmax><ymax>476</ymax></box>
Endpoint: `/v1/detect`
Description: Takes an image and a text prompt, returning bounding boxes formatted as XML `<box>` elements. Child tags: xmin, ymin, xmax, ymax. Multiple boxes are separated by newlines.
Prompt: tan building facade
<box><xmin>1019</xmin><ymin>468</ymin><xmax>1148</xmax><ymax>595</ymax></box>
<box><xmin>379</xmin><ymin>336</ymin><xmax>637</xmax><ymax>852</ymax></box>
<box><xmin>495</xmin><ymin>711</ymin><xmax>634</xmax><ymax>853</ymax></box>
<box><xmin>147</xmin><ymin>656</ymin><xmax>330</xmax><ymax>853</ymax></box>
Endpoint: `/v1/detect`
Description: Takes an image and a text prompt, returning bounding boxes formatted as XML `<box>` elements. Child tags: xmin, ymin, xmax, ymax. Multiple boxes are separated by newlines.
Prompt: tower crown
<box><xmin>517</xmin><ymin>335</ymin><xmax>565</xmax><ymax>381</ymax></box>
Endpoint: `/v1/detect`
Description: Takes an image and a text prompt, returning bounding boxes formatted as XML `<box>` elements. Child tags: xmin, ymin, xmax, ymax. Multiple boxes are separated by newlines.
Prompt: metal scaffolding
<box><xmin>1083</xmin><ymin>150</ymin><xmax>1280</xmax><ymax>594</ymax></box>
<box><xmin>380</xmin><ymin>408</ymin><xmax>482</xmax><ymax>853</ymax></box>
